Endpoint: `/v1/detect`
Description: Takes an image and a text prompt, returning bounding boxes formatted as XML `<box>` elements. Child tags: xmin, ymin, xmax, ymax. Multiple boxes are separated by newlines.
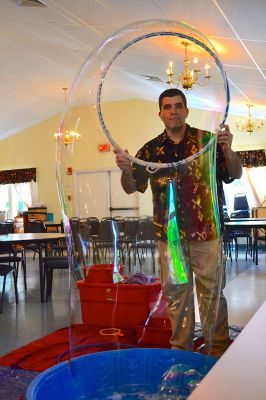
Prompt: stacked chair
<box><xmin>93</xmin><ymin>218</ymin><xmax>124</xmax><ymax>264</ymax></box>
<box><xmin>120</xmin><ymin>217</ymin><xmax>140</xmax><ymax>271</ymax></box>
<box><xmin>42</xmin><ymin>217</ymin><xmax>94</xmax><ymax>302</ymax></box>
<box><xmin>130</xmin><ymin>217</ymin><xmax>157</xmax><ymax>272</ymax></box>
<box><xmin>41</xmin><ymin>215</ymin><xmax>159</xmax><ymax>301</ymax></box>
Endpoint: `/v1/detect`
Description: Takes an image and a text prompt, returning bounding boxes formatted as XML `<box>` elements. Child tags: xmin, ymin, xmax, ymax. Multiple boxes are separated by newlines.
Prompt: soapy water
<box><xmin>76</xmin><ymin>386</ymin><xmax>187</xmax><ymax>399</ymax></box>
<box><xmin>75</xmin><ymin>365</ymin><xmax>203</xmax><ymax>399</ymax></box>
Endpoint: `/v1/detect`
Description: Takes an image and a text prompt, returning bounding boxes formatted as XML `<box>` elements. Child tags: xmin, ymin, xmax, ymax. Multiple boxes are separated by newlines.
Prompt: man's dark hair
<box><xmin>158</xmin><ymin>88</ymin><xmax>187</xmax><ymax>110</ymax></box>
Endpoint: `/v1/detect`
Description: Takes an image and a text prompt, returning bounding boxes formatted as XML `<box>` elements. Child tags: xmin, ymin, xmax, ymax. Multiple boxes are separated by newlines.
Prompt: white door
<box><xmin>75</xmin><ymin>170</ymin><xmax>110</xmax><ymax>219</ymax></box>
<box><xmin>110</xmin><ymin>169</ymin><xmax>138</xmax><ymax>218</ymax></box>
<box><xmin>74</xmin><ymin>169</ymin><xmax>139</xmax><ymax>219</ymax></box>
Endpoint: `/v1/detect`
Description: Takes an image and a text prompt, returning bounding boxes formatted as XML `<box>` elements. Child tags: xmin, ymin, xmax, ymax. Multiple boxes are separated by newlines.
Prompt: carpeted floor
<box><xmin>0</xmin><ymin>323</ymin><xmax>241</xmax><ymax>399</ymax></box>
<box><xmin>0</xmin><ymin>366</ymin><xmax>38</xmax><ymax>400</ymax></box>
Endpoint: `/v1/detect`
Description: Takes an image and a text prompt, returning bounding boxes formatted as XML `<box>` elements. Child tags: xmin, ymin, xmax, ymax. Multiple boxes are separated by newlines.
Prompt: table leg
<box><xmin>253</xmin><ymin>228</ymin><xmax>258</xmax><ymax>266</ymax></box>
<box><xmin>38</xmin><ymin>245</ymin><xmax>44</xmax><ymax>302</ymax></box>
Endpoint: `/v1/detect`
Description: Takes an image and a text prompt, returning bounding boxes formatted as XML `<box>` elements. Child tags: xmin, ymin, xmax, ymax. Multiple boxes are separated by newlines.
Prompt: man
<box><xmin>114</xmin><ymin>88</ymin><xmax>242</xmax><ymax>357</ymax></box>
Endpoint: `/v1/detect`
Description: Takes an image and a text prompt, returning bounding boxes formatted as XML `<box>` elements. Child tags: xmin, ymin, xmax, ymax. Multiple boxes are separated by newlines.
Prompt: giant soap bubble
<box><xmin>55</xmin><ymin>19</ymin><xmax>229</xmax><ymax>399</ymax></box>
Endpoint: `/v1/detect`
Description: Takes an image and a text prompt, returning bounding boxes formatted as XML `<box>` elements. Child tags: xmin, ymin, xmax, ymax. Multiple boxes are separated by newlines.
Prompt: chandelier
<box><xmin>54</xmin><ymin>88</ymin><xmax>81</xmax><ymax>145</ymax></box>
<box><xmin>166</xmin><ymin>41</ymin><xmax>211</xmax><ymax>90</ymax></box>
<box><xmin>236</xmin><ymin>104</ymin><xmax>264</xmax><ymax>134</ymax></box>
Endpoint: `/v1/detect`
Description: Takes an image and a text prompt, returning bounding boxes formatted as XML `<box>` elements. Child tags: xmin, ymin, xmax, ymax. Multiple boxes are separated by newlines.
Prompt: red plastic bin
<box><xmin>83</xmin><ymin>264</ymin><xmax>124</xmax><ymax>283</ymax></box>
<box><xmin>76</xmin><ymin>280</ymin><xmax>162</xmax><ymax>329</ymax></box>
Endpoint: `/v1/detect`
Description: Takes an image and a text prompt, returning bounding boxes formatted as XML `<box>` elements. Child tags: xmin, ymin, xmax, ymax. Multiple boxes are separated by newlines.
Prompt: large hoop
<box><xmin>95</xmin><ymin>26</ymin><xmax>230</xmax><ymax>170</ymax></box>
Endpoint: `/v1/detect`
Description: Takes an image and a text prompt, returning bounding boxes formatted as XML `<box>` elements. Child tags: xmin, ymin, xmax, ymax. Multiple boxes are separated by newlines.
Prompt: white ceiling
<box><xmin>0</xmin><ymin>0</ymin><xmax>265</xmax><ymax>142</ymax></box>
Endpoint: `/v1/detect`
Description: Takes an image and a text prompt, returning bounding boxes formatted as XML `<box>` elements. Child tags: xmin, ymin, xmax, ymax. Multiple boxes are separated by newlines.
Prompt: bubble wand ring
<box><xmin>99</xmin><ymin>328</ymin><xmax>123</xmax><ymax>337</ymax></box>
<box><xmin>96</xmin><ymin>27</ymin><xmax>230</xmax><ymax>170</ymax></box>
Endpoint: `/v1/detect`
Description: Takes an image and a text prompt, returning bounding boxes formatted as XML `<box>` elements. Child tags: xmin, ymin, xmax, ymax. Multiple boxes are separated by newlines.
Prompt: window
<box><xmin>0</xmin><ymin>168</ymin><xmax>37</xmax><ymax>221</ymax></box>
<box><xmin>0</xmin><ymin>184</ymin><xmax>29</xmax><ymax>219</ymax></box>
<box><xmin>0</xmin><ymin>185</ymin><xmax>9</xmax><ymax>222</ymax></box>
<box><xmin>223</xmin><ymin>167</ymin><xmax>266</xmax><ymax>215</ymax></box>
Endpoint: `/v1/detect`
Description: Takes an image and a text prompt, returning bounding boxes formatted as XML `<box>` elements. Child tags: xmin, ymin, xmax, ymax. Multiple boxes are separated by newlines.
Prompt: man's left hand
<box><xmin>217</xmin><ymin>124</ymin><xmax>233</xmax><ymax>151</ymax></box>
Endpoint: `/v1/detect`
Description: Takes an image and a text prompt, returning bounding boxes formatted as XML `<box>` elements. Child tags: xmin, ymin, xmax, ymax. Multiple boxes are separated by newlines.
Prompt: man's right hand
<box><xmin>113</xmin><ymin>148</ymin><xmax>132</xmax><ymax>174</ymax></box>
<box><xmin>113</xmin><ymin>148</ymin><xmax>136</xmax><ymax>194</ymax></box>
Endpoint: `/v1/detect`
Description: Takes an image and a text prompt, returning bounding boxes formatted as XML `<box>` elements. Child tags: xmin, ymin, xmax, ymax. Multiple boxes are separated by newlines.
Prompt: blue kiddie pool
<box><xmin>26</xmin><ymin>348</ymin><xmax>216</xmax><ymax>399</ymax></box>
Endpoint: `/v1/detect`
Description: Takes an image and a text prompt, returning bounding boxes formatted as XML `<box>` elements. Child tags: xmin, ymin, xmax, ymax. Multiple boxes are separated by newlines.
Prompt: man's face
<box><xmin>159</xmin><ymin>95</ymin><xmax>189</xmax><ymax>130</ymax></box>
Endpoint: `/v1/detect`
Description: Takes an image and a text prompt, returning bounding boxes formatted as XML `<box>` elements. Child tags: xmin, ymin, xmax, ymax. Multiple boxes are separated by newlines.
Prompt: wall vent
<box><xmin>10</xmin><ymin>0</ymin><xmax>46</xmax><ymax>7</ymax></box>
<box><xmin>140</xmin><ymin>75</ymin><xmax>163</xmax><ymax>83</ymax></box>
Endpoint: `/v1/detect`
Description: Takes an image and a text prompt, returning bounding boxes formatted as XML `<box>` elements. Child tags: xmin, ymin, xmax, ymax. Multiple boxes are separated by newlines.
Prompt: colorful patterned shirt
<box><xmin>132</xmin><ymin>124</ymin><xmax>233</xmax><ymax>241</ymax></box>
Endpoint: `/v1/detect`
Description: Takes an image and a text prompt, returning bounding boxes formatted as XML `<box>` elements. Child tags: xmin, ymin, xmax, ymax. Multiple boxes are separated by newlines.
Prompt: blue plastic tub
<box><xmin>26</xmin><ymin>348</ymin><xmax>216</xmax><ymax>400</ymax></box>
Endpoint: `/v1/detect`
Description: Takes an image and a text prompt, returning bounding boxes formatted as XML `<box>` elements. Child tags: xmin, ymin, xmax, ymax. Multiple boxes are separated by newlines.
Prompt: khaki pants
<box><xmin>158</xmin><ymin>238</ymin><xmax>230</xmax><ymax>357</ymax></box>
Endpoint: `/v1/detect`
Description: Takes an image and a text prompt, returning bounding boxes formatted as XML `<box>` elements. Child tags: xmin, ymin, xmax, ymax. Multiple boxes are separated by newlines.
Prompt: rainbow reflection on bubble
<box><xmin>166</xmin><ymin>180</ymin><xmax>188</xmax><ymax>284</ymax></box>
<box><xmin>159</xmin><ymin>363</ymin><xmax>203</xmax><ymax>399</ymax></box>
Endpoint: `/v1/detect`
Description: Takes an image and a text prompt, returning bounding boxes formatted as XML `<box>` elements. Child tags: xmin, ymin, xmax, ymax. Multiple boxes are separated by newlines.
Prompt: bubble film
<box><xmin>158</xmin><ymin>363</ymin><xmax>203</xmax><ymax>399</ymax></box>
<box><xmin>55</xmin><ymin>18</ymin><xmax>228</xmax><ymax>399</ymax></box>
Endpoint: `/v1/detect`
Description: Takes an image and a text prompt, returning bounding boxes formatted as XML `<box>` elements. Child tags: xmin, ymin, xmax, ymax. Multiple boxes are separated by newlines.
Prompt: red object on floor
<box><xmin>0</xmin><ymin>324</ymin><xmax>138</xmax><ymax>372</ymax></box>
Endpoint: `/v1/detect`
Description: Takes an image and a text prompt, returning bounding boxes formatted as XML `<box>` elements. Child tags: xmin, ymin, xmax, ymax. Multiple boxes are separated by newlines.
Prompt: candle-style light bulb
<box><xmin>166</xmin><ymin>61</ymin><xmax>174</xmax><ymax>84</ymax></box>
<box><xmin>204</xmin><ymin>64</ymin><xmax>210</xmax><ymax>77</ymax></box>
<box><xmin>169</xmin><ymin>61</ymin><xmax>173</xmax><ymax>74</ymax></box>
<box><xmin>166</xmin><ymin>67</ymin><xmax>172</xmax><ymax>84</ymax></box>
